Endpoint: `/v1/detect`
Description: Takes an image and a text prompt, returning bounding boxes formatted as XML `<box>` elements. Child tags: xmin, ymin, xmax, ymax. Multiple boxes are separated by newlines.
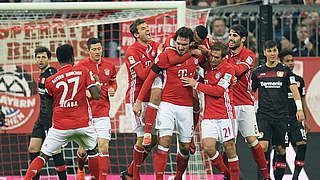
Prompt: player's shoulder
<box><xmin>278</xmin><ymin>62</ymin><xmax>291</xmax><ymax>71</ymax></box>
<box><xmin>78</xmin><ymin>58</ymin><xmax>90</xmax><ymax>64</ymax></box>
<box><xmin>101</xmin><ymin>57</ymin><xmax>115</xmax><ymax>66</ymax></box>
<box><xmin>47</xmin><ymin>67</ymin><xmax>58</xmax><ymax>75</ymax></box>
<box><xmin>253</xmin><ymin>64</ymin><xmax>265</xmax><ymax>72</ymax></box>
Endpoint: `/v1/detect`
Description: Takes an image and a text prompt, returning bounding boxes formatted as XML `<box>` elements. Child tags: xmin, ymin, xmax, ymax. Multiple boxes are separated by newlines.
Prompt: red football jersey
<box><xmin>125</xmin><ymin>41</ymin><xmax>160</xmax><ymax>104</ymax></box>
<box><xmin>196</xmin><ymin>59</ymin><xmax>236</xmax><ymax>119</ymax></box>
<box><xmin>45</xmin><ymin>64</ymin><xmax>97</xmax><ymax>130</ymax></box>
<box><xmin>227</xmin><ymin>46</ymin><xmax>255</xmax><ymax>106</ymax></box>
<box><xmin>159</xmin><ymin>49</ymin><xmax>200</xmax><ymax>107</ymax></box>
<box><xmin>77</xmin><ymin>57</ymin><xmax>117</xmax><ymax>118</ymax></box>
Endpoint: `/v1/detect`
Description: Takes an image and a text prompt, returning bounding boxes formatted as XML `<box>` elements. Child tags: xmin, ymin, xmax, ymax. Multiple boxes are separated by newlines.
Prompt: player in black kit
<box><xmin>28</xmin><ymin>47</ymin><xmax>67</xmax><ymax>180</ymax></box>
<box><xmin>279</xmin><ymin>49</ymin><xmax>310</xmax><ymax>180</ymax></box>
<box><xmin>251</xmin><ymin>40</ymin><xmax>304</xmax><ymax>180</ymax></box>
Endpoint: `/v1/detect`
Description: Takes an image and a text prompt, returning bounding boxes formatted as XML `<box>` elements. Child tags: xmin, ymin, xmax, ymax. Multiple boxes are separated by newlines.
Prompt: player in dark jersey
<box><xmin>27</xmin><ymin>47</ymin><xmax>67</xmax><ymax>180</ymax></box>
<box><xmin>279</xmin><ymin>49</ymin><xmax>310</xmax><ymax>180</ymax></box>
<box><xmin>251</xmin><ymin>40</ymin><xmax>305</xmax><ymax>180</ymax></box>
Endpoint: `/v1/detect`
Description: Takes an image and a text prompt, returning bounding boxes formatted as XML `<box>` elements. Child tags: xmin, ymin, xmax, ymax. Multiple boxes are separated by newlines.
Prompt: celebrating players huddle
<box><xmin>24</xmin><ymin>19</ymin><xmax>310</xmax><ymax>180</ymax></box>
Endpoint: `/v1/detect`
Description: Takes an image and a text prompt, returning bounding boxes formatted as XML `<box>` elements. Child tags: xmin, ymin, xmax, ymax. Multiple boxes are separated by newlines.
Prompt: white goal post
<box><xmin>0</xmin><ymin>1</ymin><xmax>186</xmax><ymax>28</ymax></box>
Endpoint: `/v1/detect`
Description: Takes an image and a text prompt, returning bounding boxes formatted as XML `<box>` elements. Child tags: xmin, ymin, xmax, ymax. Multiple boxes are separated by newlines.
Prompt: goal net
<box><xmin>0</xmin><ymin>2</ymin><xmax>212</xmax><ymax>179</ymax></box>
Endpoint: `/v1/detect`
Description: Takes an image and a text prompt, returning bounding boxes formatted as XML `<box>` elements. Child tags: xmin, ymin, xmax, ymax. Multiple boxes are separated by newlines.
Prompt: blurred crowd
<box><xmin>1</xmin><ymin>0</ymin><xmax>319</xmax><ymax>58</ymax></box>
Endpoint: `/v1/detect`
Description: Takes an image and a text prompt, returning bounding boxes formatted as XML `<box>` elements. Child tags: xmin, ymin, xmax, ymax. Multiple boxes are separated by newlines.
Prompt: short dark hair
<box><xmin>174</xmin><ymin>27</ymin><xmax>194</xmax><ymax>43</ymax></box>
<box><xmin>211</xmin><ymin>41</ymin><xmax>229</xmax><ymax>58</ymax></box>
<box><xmin>279</xmin><ymin>48</ymin><xmax>294</xmax><ymax>62</ymax></box>
<box><xmin>195</xmin><ymin>25</ymin><xmax>208</xmax><ymax>41</ymax></box>
<box><xmin>264</xmin><ymin>40</ymin><xmax>277</xmax><ymax>50</ymax></box>
<box><xmin>213</xmin><ymin>17</ymin><xmax>226</xmax><ymax>25</ymax></box>
<box><xmin>35</xmin><ymin>46</ymin><xmax>51</xmax><ymax>59</ymax></box>
<box><xmin>230</xmin><ymin>24</ymin><xmax>248</xmax><ymax>38</ymax></box>
<box><xmin>87</xmin><ymin>38</ymin><xmax>101</xmax><ymax>50</ymax></box>
<box><xmin>129</xmin><ymin>19</ymin><xmax>146</xmax><ymax>38</ymax></box>
<box><xmin>56</xmin><ymin>44</ymin><xmax>74</xmax><ymax>64</ymax></box>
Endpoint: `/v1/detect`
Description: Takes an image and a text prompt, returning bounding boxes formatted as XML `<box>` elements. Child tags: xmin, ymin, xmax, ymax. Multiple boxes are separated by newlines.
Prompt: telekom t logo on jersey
<box><xmin>178</xmin><ymin>69</ymin><xmax>188</xmax><ymax>79</ymax></box>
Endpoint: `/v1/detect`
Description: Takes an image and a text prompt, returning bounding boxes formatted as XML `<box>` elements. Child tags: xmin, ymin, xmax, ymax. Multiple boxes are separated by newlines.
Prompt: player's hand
<box><xmin>86</xmin><ymin>90</ymin><xmax>92</xmax><ymax>98</ymax></box>
<box><xmin>198</xmin><ymin>45</ymin><xmax>209</xmax><ymax>56</ymax></box>
<box><xmin>157</xmin><ymin>44</ymin><xmax>164</xmax><ymax>53</ymax></box>
<box><xmin>182</xmin><ymin>77</ymin><xmax>197</xmax><ymax>87</ymax></box>
<box><xmin>233</xmin><ymin>77</ymin><xmax>237</xmax><ymax>86</ymax></box>
<box><xmin>93</xmin><ymin>74</ymin><xmax>100</xmax><ymax>84</ymax></box>
<box><xmin>133</xmin><ymin>100</ymin><xmax>142</xmax><ymax>117</ymax></box>
<box><xmin>304</xmin><ymin>120</ymin><xmax>311</xmax><ymax>134</ymax></box>
<box><xmin>191</xmin><ymin>49</ymin><xmax>202</xmax><ymax>58</ymax></box>
<box><xmin>296</xmin><ymin>110</ymin><xmax>305</xmax><ymax>123</ymax></box>
<box><xmin>108</xmin><ymin>88</ymin><xmax>115</xmax><ymax>97</ymax></box>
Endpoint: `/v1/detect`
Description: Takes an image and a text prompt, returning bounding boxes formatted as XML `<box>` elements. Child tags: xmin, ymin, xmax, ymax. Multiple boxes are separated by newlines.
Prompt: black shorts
<box><xmin>31</xmin><ymin>120</ymin><xmax>49</xmax><ymax>139</ymax></box>
<box><xmin>288</xmin><ymin>117</ymin><xmax>307</xmax><ymax>146</ymax></box>
<box><xmin>257</xmin><ymin>117</ymin><xmax>289</xmax><ymax>147</ymax></box>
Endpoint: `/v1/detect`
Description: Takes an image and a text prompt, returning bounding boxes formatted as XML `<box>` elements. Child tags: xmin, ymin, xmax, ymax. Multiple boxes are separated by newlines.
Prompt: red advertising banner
<box><xmin>294</xmin><ymin>57</ymin><xmax>320</xmax><ymax>132</ymax></box>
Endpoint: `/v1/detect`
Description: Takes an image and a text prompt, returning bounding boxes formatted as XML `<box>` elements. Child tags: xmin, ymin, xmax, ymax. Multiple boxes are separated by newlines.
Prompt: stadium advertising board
<box><xmin>0</xmin><ymin>19</ymin><xmax>97</xmax><ymax>133</ymax></box>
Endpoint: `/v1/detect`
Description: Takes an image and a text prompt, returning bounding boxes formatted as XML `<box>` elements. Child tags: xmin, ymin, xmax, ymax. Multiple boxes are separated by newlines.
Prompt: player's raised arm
<box><xmin>88</xmin><ymin>73</ymin><xmax>101</xmax><ymax>100</ymax></box>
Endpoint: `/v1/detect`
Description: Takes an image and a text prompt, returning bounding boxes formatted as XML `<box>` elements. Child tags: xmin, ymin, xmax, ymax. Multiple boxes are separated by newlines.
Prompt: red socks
<box><xmin>210</xmin><ymin>151</ymin><xmax>229</xmax><ymax>176</ymax></box>
<box><xmin>99</xmin><ymin>153</ymin><xmax>110</xmax><ymax>179</ymax></box>
<box><xmin>77</xmin><ymin>151</ymin><xmax>87</xmax><ymax>170</ymax></box>
<box><xmin>145</xmin><ymin>104</ymin><xmax>158</xmax><ymax>134</ymax></box>
<box><xmin>132</xmin><ymin>145</ymin><xmax>145</xmax><ymax>180</ymax></box>
<box><xmin>228</xmin><ymin>156</ymin><xmax>240</xmax><ymax>180</ymax></box>
<box><xmin>88</xmin><ymin>154</ymin><xmax>99</xmax><ymax>179</ymax></box>
<box><xmin>175</xmin><ymin>152</ymin><xmax>190</xmax><ymax>180</ymax></box>
<box><xmin>24</xmin><ymin>156</ymin><xmax>46</xmax><ymax>180</ymax></box>
<box><xmin>250</xmin><ymin>140</ymin><xmax>270</xmax><ymax>179</ymax></box>
<box><xmin>154</xmin><ymin>146</ymin><xmax>168</xmax><ymax>180</ymax></box>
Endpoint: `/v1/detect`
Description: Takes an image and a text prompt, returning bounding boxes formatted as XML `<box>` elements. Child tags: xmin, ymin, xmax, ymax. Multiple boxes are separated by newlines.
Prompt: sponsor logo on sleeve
<box><xmin>246</xmin><ymin>56</ymin><xmax>253</xmax><ymax>64</ymax></box>
<box><xmin>128</xmin><ymin>56</ymin><xmax>135</xmax><ymax>64</ymax></box>
<box><xmin>290</xmin><ymin>76</ymin><xmax>296</xmax><ymax>84</ymax></box>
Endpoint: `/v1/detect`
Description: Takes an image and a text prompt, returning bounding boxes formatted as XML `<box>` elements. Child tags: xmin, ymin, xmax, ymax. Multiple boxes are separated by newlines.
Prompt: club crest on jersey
<box><xmin>236</xmin><ymin>59</ymin><xmax>241</xmax><ymax>64</ymax></box>
<box><xmin>104</xmin><ymin>69</ymin><xmax>110</xmax><ymax>76</ymax></box>
<box><xmin>246</xmin><ymin>56</ymin><xmax>253</xmax><ymax>64</ymax></box>
<box><xmin>297</xmin><ymin>81</ymin><xmax>300</xmax><ymax>87</ymax></box>
<box><xmin>152</xmin><ymin>51</ymin><xmax>155</xmax><ymax>57</ymax></box>
<box><xmin>277</xmin><ymin>71</ymin><xmax>284</xmax><ymax>77</ymax></box>
<box><xmin>216</xmin><ymin>72</ymin><xmax>221</xmax><ymax>79</ymax></box>
<box><xmin>194</xmin><ymin>59</ymin><xmax>198</xmax><ymax>65</ymax></box>
<box><xmin>128</xmin><ymin>56</ymin><xmax>135</xmax><ymax>64</ymax></box>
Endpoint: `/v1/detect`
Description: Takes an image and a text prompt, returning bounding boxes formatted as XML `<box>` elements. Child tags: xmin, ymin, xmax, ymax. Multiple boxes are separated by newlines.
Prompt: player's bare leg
<box><xmin>246</xmin><ymin>136</ymin><xmax>270</xmax><ymax>179</ymax></box>
<box><xmin>29</xmin><ymin>138</ymin><xmax>67</xmax><ymax>180</ymax></box>
<box><xmin>97</xmin><ymin>138</ymin><xmax>110</xmax><ymax>179</ymax></box>
<box><xmin>143</xmin><ymin>87</ymin><xmax>162</xmax><ymax>148</ymax></box>
<box><xmin>202</xmin><ymin>138</ymin><xmax>229</xmax><ymax>177</ymax></box>
<box><xmin>224</xmin><ymin>139</ymin><xmax>240</xmax><ymax>180</ymax></box>
<box><xmin>28</xmin><ymin>138</ymin><xmax>43</xmax><ymax>180</ymax></box>
<box><xmin>77</xmin><ymin>146</ymin><xmax>87</xmax><ymax>180</ymax></box>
